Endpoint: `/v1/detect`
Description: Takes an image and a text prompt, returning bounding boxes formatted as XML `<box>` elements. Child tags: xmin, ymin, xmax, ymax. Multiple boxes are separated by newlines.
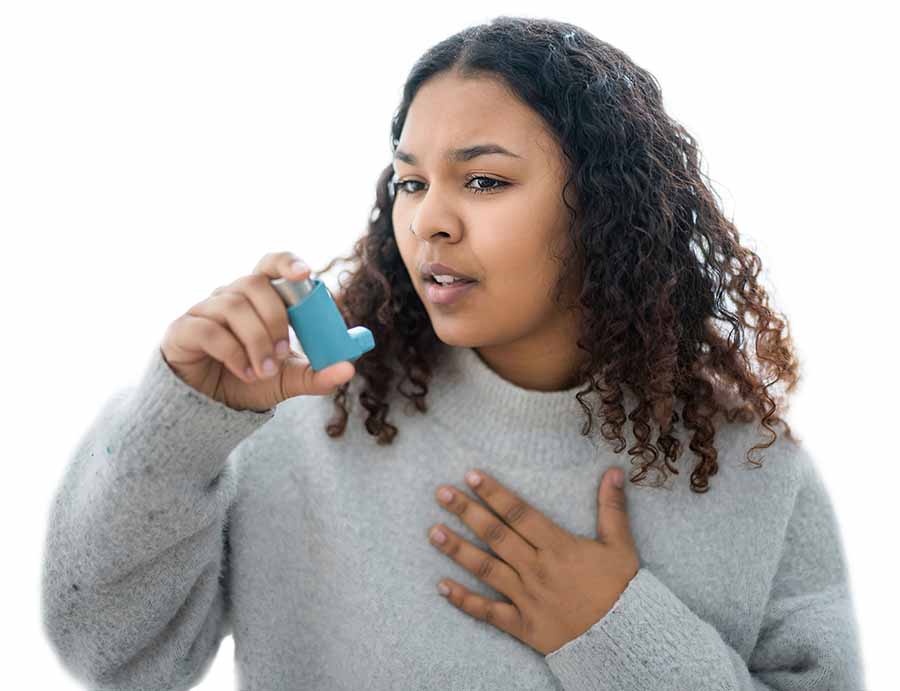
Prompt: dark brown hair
<box><xmin>313</xmin><ymin>16</ymin><xmax>800</xmax><ymax>494</ymax></box>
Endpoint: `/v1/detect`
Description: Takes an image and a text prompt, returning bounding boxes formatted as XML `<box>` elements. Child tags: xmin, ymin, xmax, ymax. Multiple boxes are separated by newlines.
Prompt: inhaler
<box><xmin>269</xmin><ymin>275</ymin><xmax>375</xmax><ymax>372</ymax></box>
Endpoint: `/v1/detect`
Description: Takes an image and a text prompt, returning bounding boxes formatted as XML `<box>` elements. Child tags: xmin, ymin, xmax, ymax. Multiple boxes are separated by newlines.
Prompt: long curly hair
<box><xmin>312</xmin><ymin>16</ymin><xmax>801</xmax><ymax>494</ymax></box>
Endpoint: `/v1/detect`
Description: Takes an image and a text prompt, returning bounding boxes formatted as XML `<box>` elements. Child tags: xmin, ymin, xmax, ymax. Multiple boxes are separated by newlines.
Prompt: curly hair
<box><xmin>312</xmin><ymin>15</ymin><xmax>801</xmax><ymax>494</ymax></box>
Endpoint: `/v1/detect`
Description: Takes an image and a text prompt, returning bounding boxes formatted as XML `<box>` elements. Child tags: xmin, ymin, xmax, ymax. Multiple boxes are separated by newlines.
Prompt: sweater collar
<box><xmin>425</xmin><ymin>344</ymin><xmax>619</xmax><ymax>462</ymax></box>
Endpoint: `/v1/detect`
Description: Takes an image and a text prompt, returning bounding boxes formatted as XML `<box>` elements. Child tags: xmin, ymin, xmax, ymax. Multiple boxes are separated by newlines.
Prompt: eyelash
<box><xmin>392</xmin><ymin>175</ymin><xmax>508</xmax><ymax>196</ymax></box>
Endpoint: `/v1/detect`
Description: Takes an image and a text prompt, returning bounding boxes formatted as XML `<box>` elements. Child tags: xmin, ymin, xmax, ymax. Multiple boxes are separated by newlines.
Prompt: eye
<box><xmin>391</xmin><ymin>175</ymin><xmax>509</xmax><ymax>196</ymax></box>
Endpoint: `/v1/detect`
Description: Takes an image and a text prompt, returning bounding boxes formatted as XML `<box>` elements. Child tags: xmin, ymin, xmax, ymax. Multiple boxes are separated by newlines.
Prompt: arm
<box><xmin>40</xmin><ymin>345</ymin><xmax>275</xmax><ymax>690</ymax></box>
<box><xmin>544</xmin><ymin>449</ymin><xmax>866</xmax><ymax>691</ymax></box>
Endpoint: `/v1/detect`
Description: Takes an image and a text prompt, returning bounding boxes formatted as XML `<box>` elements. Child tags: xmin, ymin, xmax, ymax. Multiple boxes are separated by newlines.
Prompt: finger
<box><xmin>281</xmin><ymin>356</ymin><xmax>356</xmax><ymax>397</ymax></box>
<box><xmin>436</xmin><ymin>484</ymin><xmax>538</xmax><ymax>572</ymax></box>
<box><xmin>188</xmin><ymin>291</ymin><xmax>277</xmax><ymax>381</ymax></box>
<box><xmin>171</xmin><ymin>314</ymin><xmax>258</xmax><ymax>385</ymax></box>
<box><xmin>460</xmin><ymin>470</ymin><xmax>571</xmax><ymax>553</ymax></box>
<box><xmin>228</xmin><ymin>273</ymin><xmax>294</xmax><ymax>362</ymax></box>
<box><xmin>251</xmin><ymin>250</ymin><xmax>310</xmax><ymax>280</ymax></box>
<box><xmin>438</xmin><ymin>578</ymin><xmax>524</xmax><ymax>642</ymax></box>
<box><xmin>428</xmin><ymin>523</ymin><xmax>526</xmax><ymax>604</ymax></box>
<box><xmin>597</xmin><ymin>467</ymin><xmax>631</xmax><ymax>546</ymax></box>
<box><xmin>312</xmin><ymin>360</ymin><xmax>356</xmax><ymax>391</ymax></box>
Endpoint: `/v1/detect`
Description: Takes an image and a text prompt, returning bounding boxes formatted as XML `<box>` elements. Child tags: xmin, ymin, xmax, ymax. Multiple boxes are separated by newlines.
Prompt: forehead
<box><xmin>395</xmin><ymin>73</ymin><xmax>548</xmax><ymax>165</ymax></box>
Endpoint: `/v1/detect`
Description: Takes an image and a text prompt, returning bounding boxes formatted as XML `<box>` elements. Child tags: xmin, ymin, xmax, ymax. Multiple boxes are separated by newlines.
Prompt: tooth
<box><xmin>434</xmin><ymin>274</ymin><xmax>459</xmax><ymax>284</ymax></box>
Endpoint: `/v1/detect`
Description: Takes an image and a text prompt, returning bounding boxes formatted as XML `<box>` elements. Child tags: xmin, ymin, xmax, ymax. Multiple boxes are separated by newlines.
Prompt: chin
<box><xmin>430</xmin><ymin>328</ymin><xmax>483</xmax><ymax>350</ymax></box>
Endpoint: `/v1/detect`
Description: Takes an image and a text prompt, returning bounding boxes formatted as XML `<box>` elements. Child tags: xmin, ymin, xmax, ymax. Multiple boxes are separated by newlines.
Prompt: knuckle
<box><xmin>227</xmin><ymin>276</ymin><xmax>250</xmax><ymax>293</ymax></box>
<box><xmin>485</xmin><ymin>521</ymin><xmax>507</xmax><ymax>546</ymax></box>
<box><xmin>165</xmin><ymin>315</ymin><xmax>182</xmax><ymax>332</ymax></box>
<box><xmin>185</xmin><ymin>300</ymin><xmax>205</xmax><ymax>316</ymax></box>
<box><xmin>482</xmin><ymin>603</ymin><xmax>495</xmax><ymax>626</ymax></box>
<box><xmin>528</xmin><ymin>558</ymin><xmax>550</xmax><ymax>587</ymax></box>
<box><xmin>222</xmin><ymin>291</ymin><xmax>245</xmax><ymax>309</ymax></box>
<box><xmin>197</xmin><ymin>318</ymin><xmax>216</xmax><ymax>340</ymax></box>
<box><xmin>445</xmin><ymin>539</ymin><xmax>461</xmax><ymax>559</ymax></box>
<box><xmin>504</xmin><ymin>501</ymin><xmax>528</xmax><ymax>527</ymax></box>
<box><xmin>257</xmin><ymin>335</ymin><xmax>275</xmax><ymax>357</ymax></box>
<box><xmin>252</xmin><ymin>252</ymin><xmax>275</xmax><ymax>273</ymax></box>
<box><xmin>225</xmin><ymin>275</ymin><xmax>245</xmax><ymax>291</ymax></box>
<box><xmin>519</xmin><ymin>610</ymin><xmax>534</xmax><ymax>638</ymax></box>
<box><xmin>476</xmin><ymin>556</ymin><xmax>494</xmax><ymax>581</ymax></box>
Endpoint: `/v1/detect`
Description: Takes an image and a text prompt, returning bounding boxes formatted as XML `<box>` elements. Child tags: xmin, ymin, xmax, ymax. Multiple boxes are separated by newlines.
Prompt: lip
<box><xmin>425</xmin><ymin>279</ymin><xmax>479</xmax><ymax>305</ymax></box>
<box><xmin>420</xmin><ymin>261</ymin><xmax>478</xmax><ymax>282</ymax></box>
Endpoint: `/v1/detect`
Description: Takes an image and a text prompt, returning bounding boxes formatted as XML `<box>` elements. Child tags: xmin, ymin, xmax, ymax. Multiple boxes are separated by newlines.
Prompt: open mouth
<box><xmin>426</xmin><ymin>276</ymin><xmax>477</xmax><ymax>285</ymax></box>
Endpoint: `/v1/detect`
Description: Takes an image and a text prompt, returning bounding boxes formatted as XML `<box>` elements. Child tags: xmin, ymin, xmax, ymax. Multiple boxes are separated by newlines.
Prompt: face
<box><xmin>391</xmin><ymin>71</ymin><xmax>583</xmax><ymax>388</ymax></box>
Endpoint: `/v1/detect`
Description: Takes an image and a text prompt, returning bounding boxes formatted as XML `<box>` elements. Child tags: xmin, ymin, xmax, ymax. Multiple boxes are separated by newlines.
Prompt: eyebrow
<box><xmin>393</xmin><ymin>143</ymin><xmax>523</xmax><ymax>165</ymax></box>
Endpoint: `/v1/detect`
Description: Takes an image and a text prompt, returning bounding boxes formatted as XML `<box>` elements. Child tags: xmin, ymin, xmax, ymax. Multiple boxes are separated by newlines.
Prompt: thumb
<box><xmin>596</xmin><ymin>467</ymin><xmax>631</xmax><ymax>545</ymax></box>
<box><xmin>280</xmin><ymin>354</ymin><xmax>356</xmax><ymax>398</ymax></box>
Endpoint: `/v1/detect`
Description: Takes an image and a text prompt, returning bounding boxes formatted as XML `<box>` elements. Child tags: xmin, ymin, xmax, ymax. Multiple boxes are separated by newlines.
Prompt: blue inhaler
<box><xmin>269</xmin><ymin>276</ymin><xmax>375</xmax><ymax>372</ymax></box>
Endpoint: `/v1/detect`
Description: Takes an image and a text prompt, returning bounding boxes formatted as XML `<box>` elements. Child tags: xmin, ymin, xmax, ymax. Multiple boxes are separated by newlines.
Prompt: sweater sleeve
<box><xmin>543</xmin><ymin>449</ymin><xmax>866</xmax><ymax>691</ymax></box>
<box><xmin>40</xmin><ymin>345</ymin><xmax>276</xmax><ymax>691</ymax></box>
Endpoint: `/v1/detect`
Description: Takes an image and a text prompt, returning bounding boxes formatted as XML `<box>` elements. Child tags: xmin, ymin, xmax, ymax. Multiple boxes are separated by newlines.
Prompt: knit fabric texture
<box><xmin>41</xmin><ymin>342</ymin><xmax>866</xmax><ymax>690</ymax></box>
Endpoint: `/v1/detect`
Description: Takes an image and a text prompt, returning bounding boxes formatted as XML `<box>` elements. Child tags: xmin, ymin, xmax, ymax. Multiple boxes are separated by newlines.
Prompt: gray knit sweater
<box><xmin>41</xmin><ymin>342</ymin><xmax>866</xmax><ymax>690</ymax></box>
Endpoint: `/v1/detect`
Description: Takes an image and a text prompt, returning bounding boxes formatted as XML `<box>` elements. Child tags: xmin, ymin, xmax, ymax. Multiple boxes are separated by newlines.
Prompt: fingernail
<box><xmin>612</xmin><ymin>469</ymin><xmax>624</xmax><ymax>488</ymax></box>
<box><xmin>430</xmin><ymin>528</ymin><xmax>446</xmax><ymax>544</ymax></box>
<box><xmin>275</xmin><ymin>340</ymin><xmax>289</xmax><ymax>357</ymax></box>
<box><xmin>291</xmin><ymin>260</ymin><xmax>308</xmax><ymax>275</ymax></box>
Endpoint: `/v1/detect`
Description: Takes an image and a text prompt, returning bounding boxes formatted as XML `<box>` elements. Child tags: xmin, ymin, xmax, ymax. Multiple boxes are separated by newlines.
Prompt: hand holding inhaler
<box><xmin>160</xmin><ymin>251</ymin><xmax>375</xmax><ymax>412</ymax></box>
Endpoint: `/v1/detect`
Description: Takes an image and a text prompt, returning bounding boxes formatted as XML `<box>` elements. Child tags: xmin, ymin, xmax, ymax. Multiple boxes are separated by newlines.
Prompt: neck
<box><xmin>412</xmin><ymin>344</ymin><xmax>636</xmax><ymax>465</ymax></box>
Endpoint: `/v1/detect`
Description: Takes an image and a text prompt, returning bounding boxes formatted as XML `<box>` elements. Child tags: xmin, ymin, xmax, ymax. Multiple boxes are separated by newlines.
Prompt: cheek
<box><xmin>486</xmin><ymin>242</ymin><xmax>558</xmax><ymax>297</ymax></box>
<box><xmin>483</xmin><ymin>265</ymin><xmax>556</xmax><ymax>315</ymax></box>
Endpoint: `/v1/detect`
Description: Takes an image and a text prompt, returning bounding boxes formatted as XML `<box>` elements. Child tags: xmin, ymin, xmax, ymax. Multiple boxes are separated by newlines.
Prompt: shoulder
<box><xmin>689</xmin><ymin>418</ymin><xmax>810</xmax><ymax>515</ymax></box>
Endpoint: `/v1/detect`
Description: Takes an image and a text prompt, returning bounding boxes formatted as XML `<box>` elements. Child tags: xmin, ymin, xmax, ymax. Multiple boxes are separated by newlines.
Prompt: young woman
<box><xmin>42</xmin><ymin>16</ymin><xmax>865</xmax><ymax>690</ymax></box>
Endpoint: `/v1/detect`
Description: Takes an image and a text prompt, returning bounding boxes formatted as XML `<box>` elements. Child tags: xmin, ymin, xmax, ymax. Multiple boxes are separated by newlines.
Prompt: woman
<box><xmin>42</xmin><ymin>16</ymin><xmax>865</xmax><ymax>690</ymax></box>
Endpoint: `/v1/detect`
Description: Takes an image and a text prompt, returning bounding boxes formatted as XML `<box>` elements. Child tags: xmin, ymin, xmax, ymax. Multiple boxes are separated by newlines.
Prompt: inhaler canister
<box><xmin>270</xmin><ymin>276</ymin><xmax>316</xmax><ymax>306</ymax></box>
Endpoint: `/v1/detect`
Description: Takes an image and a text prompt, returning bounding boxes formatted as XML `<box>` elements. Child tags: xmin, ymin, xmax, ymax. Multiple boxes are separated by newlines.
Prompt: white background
<box><xmin>3</xmin><ymin>1</ymin><xmax>896</xmax><ymax>688</ymax></box>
